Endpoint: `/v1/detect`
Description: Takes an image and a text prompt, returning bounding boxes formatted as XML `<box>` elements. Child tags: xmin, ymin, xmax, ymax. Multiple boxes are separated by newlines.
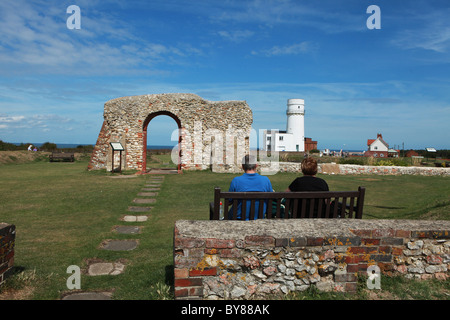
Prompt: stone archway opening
<box><xmin>142</xmin><ymin>111</ymin><xmax>182</xmax><ymax>174</ymax></box>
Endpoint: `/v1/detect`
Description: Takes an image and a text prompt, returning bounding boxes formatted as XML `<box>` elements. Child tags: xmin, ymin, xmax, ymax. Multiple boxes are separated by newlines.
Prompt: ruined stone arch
<box><xmin>88</xmin><ymin>93</ymin><xmax>253</xmax><ymax>173</ymax></box>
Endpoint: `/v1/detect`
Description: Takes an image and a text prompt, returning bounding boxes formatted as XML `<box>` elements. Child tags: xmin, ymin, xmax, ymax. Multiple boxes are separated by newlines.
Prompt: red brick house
<box><xmin>304</xmin><ymin>137</ymin><xmax>318</xmax><ymax>152</ymax></box>
<box><xmin>405</xmin><ymin>150</ymin><xmax>419</xmax><ymax>157</ymax></box>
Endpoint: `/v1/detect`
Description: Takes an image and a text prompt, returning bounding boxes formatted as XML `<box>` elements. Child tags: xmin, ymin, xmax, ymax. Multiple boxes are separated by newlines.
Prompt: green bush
<box><xmin>339</xmin><ymin>158</ymin><xmax>366</xmax><ymax>165</ymax></box>
<box><xmin>375</xmin><ymin>158</ymin><xmax>409</xmax><ymax>166</ymax></box>
<box><xmin>40</xmin><ymin>142</ymin><xmax>57</xmax><ymax>151</ymax></box>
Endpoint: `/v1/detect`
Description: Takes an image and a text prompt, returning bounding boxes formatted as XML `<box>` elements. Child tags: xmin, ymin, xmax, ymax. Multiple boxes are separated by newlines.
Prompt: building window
<box><xmin>279</xmin><ymin>136</ymin><xmax>284</xmax><ymax>141</ymax></box>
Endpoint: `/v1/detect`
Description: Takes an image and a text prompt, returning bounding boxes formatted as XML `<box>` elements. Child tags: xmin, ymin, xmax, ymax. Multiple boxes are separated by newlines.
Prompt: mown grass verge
<box><xmin>0</xmin><ymin>160</ymin><xmax>448</xmax><ymax>300</ymax></box>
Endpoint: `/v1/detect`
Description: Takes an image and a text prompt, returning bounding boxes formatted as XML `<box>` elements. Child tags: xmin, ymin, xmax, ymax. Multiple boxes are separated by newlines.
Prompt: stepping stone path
<box><xmin>62</xmin><ymin>175</ymin><xmax>165</xmax><ymax>300</ymax></box>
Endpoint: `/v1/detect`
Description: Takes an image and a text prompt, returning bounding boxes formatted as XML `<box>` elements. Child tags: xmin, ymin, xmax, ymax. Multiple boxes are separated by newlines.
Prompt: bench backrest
<box><xmin>51</xmin><ymin>152</ymin><xmax>74</xmax><ymax>156</ymax></box>
<box><xmin>212</xmin><ymin>187</ymin><xmax>365</xmax><ymax>220</ymax></box>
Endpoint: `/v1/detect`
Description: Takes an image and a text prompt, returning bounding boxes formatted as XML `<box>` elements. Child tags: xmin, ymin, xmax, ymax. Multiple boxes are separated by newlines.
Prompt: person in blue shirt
<box><xmin>228</xmin><ymin>155</ymin><xmax>273</xmax><ymax>220</ymax></box>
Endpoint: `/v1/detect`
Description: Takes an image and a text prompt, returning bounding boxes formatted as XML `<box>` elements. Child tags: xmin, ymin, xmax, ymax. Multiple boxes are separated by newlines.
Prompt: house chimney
<box><xmin>377</xmin><ymin>133</ymin><xmax>382</xmax><ymax>139</ymax></box>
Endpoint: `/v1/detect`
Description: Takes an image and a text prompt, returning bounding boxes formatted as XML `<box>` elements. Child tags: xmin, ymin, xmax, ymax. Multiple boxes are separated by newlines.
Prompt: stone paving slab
<box><xmin>137</xmin><ymin>192</ymin><xmax>158</xmax><ymax>197</ymax></box>
<box><xmin>141</xmin><ymin>188</ymin><xmax>160</xmax><ymax>191</ymax></box>
<box><xmin>108</xmin><ymin>175</ymin><xmax>138</xmax><ymax>179</ymax></box>
<box><xmin>127</xmin><ymin>206</ymin><xmax>152</xmax><ymax>212</ymax></box>
<box><xmin>113</xmin><ymin>225</ymin><xmax>142</xmax><ymax>234</ymax></box>
<box><xmin>62</xmin><ymin>291</ymin><xmax>113</xmax><ymax>300</ymax></box>
<box><xmin>133</xmin><ymin>198</ymin><xmax>156</xmax><ymax>204</ymax></box>
<box><xmin>147</xmin><ymin>169</ymin><xmax>178</xmax><ymax>174</ymax></box>
<box><xmin>87</xmin><ymin>262</ymin><xmax>126</xmax><ymax>276</ymax></box>
<box><xmin>100</xmin><ymin>239</ymin><xmax>139</xmax><ymax>251</ymax></box>
<box><xmin>122</xmin><ymin>215</ymin><xmax>148</xmax><ymax>222</ymax></box>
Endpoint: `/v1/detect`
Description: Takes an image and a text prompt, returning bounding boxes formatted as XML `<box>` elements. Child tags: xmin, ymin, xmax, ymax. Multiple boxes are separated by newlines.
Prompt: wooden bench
<box><xmin>49</xmin><ymin>152</ymin><xmax>75</xmax><ymax>162</ymax></box>
<box><xmin>211</xmin><ymin>186</ymin><xmax>365</xmax><ymax>220</ymax></box>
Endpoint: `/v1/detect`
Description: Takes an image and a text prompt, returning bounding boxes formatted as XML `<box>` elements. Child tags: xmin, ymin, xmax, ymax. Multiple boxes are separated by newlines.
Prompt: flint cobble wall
<box><xmin>0</xmin><ymin>223</ymin><xmax>15</xmax><ymax>287</ymax></box>
<box><xmin>336</xmin><ymin>164</ymin><xmax>450</xmax><ymax>176</ymax></box>
<box><xmin>254</xmin><ymin>162</ymin><xmax>450</xmax><ymax>176</ymax></box>
<box><xmin>173</xmin><ymin>219</ymin><xmax>450</xmax><ymax>300</ymax></box>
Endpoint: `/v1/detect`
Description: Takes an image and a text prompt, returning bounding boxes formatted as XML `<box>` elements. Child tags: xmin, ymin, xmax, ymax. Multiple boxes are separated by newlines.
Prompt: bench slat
<box><xmin>317</xmin><ymin>199</ymin><xmax>323</xmax><ymax>218</ymax></box>
<box><xmin>219</xmin><ymin>191</ymin><xmax>361</xmax><ymax>199</ymax></box>
<box><xmin>232</xmin><ymin>199</ymin><xmax>238</xmax><ymax>220</ymax></box>
<box><xmin>292</xmin><ymin>199</ymin><xmax>298</xmax><ymax>219</ymax></box>
<box><xmin>258</xmin><ymin>199</ymin><xmax>264</xmax><ymax>219</ymax></box>
<box><xmin>348</xmin><ymin>197</ymin><xmax>355</xmax><ymax>218</ymax></box>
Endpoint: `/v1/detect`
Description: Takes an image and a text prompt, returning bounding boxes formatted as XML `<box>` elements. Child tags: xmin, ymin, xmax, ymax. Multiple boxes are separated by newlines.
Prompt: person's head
<box><xmin>301</xmin><ymin>157</ymin><xmax>318</xmax><ymax>176</ymax></box>
<box><xmin>242</xmin><ymin>154</ymin><xmax>257</xmax><ymax>172</ymax></box>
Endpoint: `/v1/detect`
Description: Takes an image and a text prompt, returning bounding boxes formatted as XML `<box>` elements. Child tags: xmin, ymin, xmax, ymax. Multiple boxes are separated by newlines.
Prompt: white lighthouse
<box><xmin>286</xmin><ymin>99</ymin><xmax>305</xmax><ymax>152</ymax></box>
<box><xmin>262</xmin><ymin>99</ymin><xmax>307</xmax><ymax>152</ymax></box>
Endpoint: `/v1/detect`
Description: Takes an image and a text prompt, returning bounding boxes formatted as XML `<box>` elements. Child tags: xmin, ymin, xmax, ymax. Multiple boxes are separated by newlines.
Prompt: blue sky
<box><xmin>0</xmin><ymin>0</ymin><xmax>449</xmax><ymax>150</ymax></box>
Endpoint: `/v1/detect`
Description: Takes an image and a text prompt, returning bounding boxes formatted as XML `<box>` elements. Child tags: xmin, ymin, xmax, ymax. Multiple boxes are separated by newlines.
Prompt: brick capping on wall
<box><xmin>173</xmin><ymin>219</ymin><xmax>450</xmax><ymax>300</ymax></box>
<box><xmin>0</xmin><ymin>223</ymin><xmax>15</xmax><ymax>287</ymax></box>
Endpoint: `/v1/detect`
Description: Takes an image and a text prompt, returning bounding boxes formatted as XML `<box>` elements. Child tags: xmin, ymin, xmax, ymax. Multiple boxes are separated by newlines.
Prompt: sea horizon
<box><xmin>10</xmin><ymin>142</ymin><xmax>177</xmax><ymax>150</ymax></box>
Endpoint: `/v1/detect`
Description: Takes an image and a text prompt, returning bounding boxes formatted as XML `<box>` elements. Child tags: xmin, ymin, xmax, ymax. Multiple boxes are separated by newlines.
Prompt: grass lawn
<box><xmin>0</xmin><ymin>159</ymin><xmax>449</xmax><ymax>300</ymax></box>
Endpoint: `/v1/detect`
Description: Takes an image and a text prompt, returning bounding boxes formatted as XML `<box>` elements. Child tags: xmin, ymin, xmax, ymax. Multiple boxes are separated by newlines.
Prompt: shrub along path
<box><xmin>61</xmin><ymin>175</ymin><xmax>164</xmax><ymax>300</ymax></box>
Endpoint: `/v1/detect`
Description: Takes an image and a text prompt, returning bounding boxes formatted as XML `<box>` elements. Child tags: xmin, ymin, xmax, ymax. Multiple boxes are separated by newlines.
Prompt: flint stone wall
<box><xmin>88</xmin><ymin>93</ymin><xmax>252</xmax><ymax>172</ymax></box>
<box><xmin>174</xmin><ymin>219</ymin><xmax>450</xmax><ymax>300</ymax></box>
<box><xmin>250</xmin><ymin>162</ymin><xmax>450</xmax><ymax>176</ymax></box>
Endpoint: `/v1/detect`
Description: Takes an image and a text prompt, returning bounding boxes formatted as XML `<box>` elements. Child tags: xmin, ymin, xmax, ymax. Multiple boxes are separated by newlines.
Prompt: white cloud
<box><xmin>218</xmin><ymin>30</ymin><xmax>255</xmax><ymax>42</ymax></box>
<box><xmin>252</xmin><ymin>41</ymin><xmax>318</xmax><ymax>56</ymax></box>
<box><xmin>390</xmin><ymin>8</ymin><xmax>450</xmax><ymax>53</ymax></box>
<box><xmin>396</xmin><ymin>28</ymin><xmax>450</xmax><ymax>53</ymax></box>
<box><xmin>0</xmin><ymin>113</ymin><xmax>73</xmax><ymax>131</ymax></box>
<box><xmin>0</xmin><ymin>115</ymin><xmax>26</xmax><ymax>123</ymax></box>
<box><xmin>0</xmin><ymin>0</ymin><xmax>203</xmax><ymax>76</ymax></box>
<box><xmin>212</xmin><ymin>0</ymin><xmax>365</xmax><ymax>33</ymax></box>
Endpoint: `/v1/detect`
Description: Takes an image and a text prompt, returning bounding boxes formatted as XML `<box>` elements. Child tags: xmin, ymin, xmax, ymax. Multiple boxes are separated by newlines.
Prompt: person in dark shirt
<box><xmin>286</xmin><ymin>157</ymin><xmax>329</xmax><ymax>192</ymax></box>
<box><xmin>286</xmin><ymin>157</ymin><xmax>329</xmax><ymax>217</ymax></box>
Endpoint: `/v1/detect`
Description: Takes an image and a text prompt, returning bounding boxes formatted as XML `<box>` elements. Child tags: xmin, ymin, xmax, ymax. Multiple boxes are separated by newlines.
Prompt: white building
<box><xmin>262</xmin><ymin>99</ymin><xmax>306</xmax><ymax>152</ymax></box>
<box><xmin>365</xmin><ymin>133</ymin><xmax>399</xmax><ymax>157</ymax></box>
